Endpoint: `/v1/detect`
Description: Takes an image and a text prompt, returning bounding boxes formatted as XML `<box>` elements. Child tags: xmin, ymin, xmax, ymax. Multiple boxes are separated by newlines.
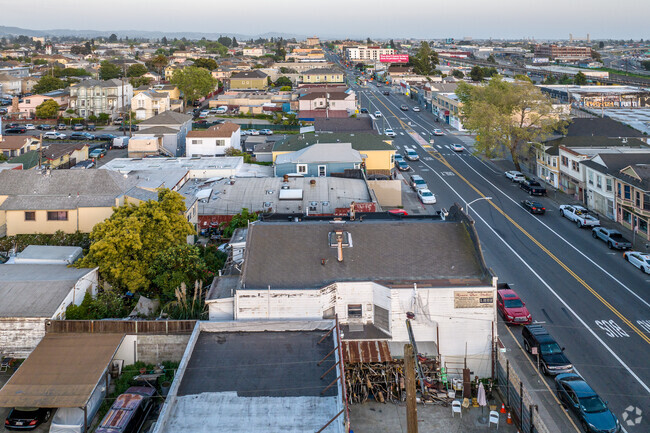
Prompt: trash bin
<box><xmin>161</xmin><ymin>381</ymin><xmax>171</xmax><ymax>397</ymax></box>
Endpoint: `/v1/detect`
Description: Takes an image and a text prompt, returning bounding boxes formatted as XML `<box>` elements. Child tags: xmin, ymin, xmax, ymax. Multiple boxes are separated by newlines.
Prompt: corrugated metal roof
<box><xmin>342</xmin><ymin>340</ymin><xmax>391</xmax><ymax>363</ymax></box>
<box><xmin>0</xmin><ymin>333</ymin><xmax>124</xmax><ymax>408</ymax></box>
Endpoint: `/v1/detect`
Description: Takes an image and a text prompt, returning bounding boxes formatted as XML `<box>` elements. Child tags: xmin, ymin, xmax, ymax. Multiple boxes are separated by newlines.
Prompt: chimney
<box><xmin>350</xmin><ymin>201</ymin><xmax>356</xmax><ymax>221</ymax></box>
<box><xmin>336</xmin><ymin>230</ymin><xmax>344</xmax><ymax>262</ymax></box>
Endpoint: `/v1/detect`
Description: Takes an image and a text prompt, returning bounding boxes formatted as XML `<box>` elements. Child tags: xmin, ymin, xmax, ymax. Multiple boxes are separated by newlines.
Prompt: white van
<box><xmin>49</xmin><ymin>380</ymin><xmax>107</xmax><ymax>433</ymax></box>
<box><xmin>112</xmin><ymin>136</ymin><xmax>129</xmax><ymax>149</ymax></box>
<box><xmin>215</xmin><ymin>106</ymin><xmax>228</xmax><ymax>114</ymax></box>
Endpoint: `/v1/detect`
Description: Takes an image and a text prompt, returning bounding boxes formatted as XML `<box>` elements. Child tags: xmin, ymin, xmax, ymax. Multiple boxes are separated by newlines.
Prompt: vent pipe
<box><xmin>336</xmin><ymin>230</ymin><xmax>344</xmax><ymax>262</ymax></box>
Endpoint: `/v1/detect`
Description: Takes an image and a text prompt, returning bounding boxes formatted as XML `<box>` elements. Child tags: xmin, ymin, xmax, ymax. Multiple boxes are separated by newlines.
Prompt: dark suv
<box><xmin>522</xmin><ymin>325</ymin><xmax>573</xmax><ymax>376</ymax></box>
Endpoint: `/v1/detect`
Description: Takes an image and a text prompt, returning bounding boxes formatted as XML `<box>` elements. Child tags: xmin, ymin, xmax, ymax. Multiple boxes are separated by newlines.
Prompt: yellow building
<box><xmin>300</xmin><ymin>67</ymin><xmax>345</xmax><ymax>84</ymax></box>
<box><xmin>229</xmin><ymin>70</ymin><xmax>268</xmax><ymax>90</ymax></box>
<box><xmin>164</xmin><ymin>64</ymin><xmax>179</xmax><ymax>81</ymax></box>
<box><xmin>272</xmin><ymin>133</ymin><xmax>395</xmax><ymax>175</ymax></box>
<box><xmin>43</xmin><ymin>143</ymin><xmax>90</xmax><ymax>169</ymax></box>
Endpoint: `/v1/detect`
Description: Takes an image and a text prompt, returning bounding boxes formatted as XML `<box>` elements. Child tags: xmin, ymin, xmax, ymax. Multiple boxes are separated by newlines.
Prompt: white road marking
<box><xmin>400</xmin><ymin>132</ymin><xmax>404</xmax><ymax>135</ymax></box>
<box><xmin>417</xmin><ymin>156</ymin><xmax>650</xmax><ymax>394</ymax></box>
<box><xmin>436</xmin><ymin>145</ymin><xmax>442</xmax><ymax>149</ymax></box>
<box><xmin>595</xmin><ymin>320</ymin><xmax>630</xmax><ymax>338</ymax></box>
<box><xmin>447</xmin><ymin>152</ymin><xmax>650</xmax><ymax>310</ymax></box>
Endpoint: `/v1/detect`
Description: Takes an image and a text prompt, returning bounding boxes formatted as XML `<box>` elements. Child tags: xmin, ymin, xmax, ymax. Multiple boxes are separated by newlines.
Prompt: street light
<box><xmin>465</xmin><ymin>197</ymin><xmax>492</xmax><ymax>219</ymax></box>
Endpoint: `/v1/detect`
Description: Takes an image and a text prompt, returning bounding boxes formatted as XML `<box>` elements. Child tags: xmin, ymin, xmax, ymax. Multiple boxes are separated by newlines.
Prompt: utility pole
<box><xmin>404</xmin><ymin>344</ymin><xmax>418</xmax><ymax>433</ymax></box>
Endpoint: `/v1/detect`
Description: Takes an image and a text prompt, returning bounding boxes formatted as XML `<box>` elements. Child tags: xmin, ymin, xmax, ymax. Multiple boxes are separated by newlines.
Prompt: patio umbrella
<box><xmin>477</xmin><ymin>382</ymin><xmax>488</xmax><ymax>423</ymax></box>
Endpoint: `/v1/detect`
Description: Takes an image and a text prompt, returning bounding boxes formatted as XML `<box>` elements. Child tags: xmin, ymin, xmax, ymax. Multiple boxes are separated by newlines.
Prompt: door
<box><xmin>318</xmin><ymin>165</ymin><xmax>327</xmax><ymax>177</ymax></box>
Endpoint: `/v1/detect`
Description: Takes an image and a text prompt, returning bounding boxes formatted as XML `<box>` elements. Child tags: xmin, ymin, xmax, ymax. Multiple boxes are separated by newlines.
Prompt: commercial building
<box><xmin>345</xmin><ymin>46</ymin><xmax>395</xmax><ymax>61</ymax></box>
<box><xmin>612</xmin><ymin>164</ymin><xmax>650</xmax><ymax>241</ymax></box>
<box><xmin>534</xmin><ymin>44</ymin><xmax>591</xmax><ymax>60</ymax></box>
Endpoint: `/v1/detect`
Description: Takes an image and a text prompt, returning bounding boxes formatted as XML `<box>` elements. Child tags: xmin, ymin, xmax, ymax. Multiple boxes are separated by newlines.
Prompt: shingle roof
<box><xmin>72</xmin><ymin>78</ymin><xmax>122</xmax><ymax>88</ymax></box>
<box><xmin>138</xmin><ymin>110</ymin><xmax>192</xmax><ymax>126</ymax></box>
<box><xmin>275</xmin><ymin>142</ymin><xmax>362</xmax><ymax>165</ymax></box>
<box><xmin>241</xmin><ymin>220</ymin><xmax>489</xmax><ymax>290</ymax></box>
<box><xmin>274</xmin><ymin>132</ymin><xmax>394</xmax><ymax>152</ymax></box>
<box><xmin>231</xmin><ymin>70</ymin><xmax>268</xmax><ymax>79</ymax></box>
<box><xmin>0</xmin><ymin>136</ymin><xmax>34</xmax><ymax>150</ymax></box>
<box><xmin>543</xmin><ymin>136</ymin><xmax>648</xmax><ymax>151</ymax></box>
<box><xmin>42</xmin><ymin>143</ymin><xmax>88</xmax><ymax>161</ymax></box>
<box><xmin>186</xmin><ymin>122</ymin><xmax>240</xmax><ymax>138</ymax></box>
<box><xmin>566</xmin><ymin>118</ymin><xmax>646</xmax><ymax>138</ymax></box>
<box><xmin>134</xmin><ymin>126</ymin><xmax>179</xmax><ymax>136</ymax></box>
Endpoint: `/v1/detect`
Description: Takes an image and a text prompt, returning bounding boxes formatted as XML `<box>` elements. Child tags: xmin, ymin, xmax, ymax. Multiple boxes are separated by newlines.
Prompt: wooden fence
<box><xmin>45</xmin><ymin>320</ymin><xmax>196</xmax><ymax>334</ymax></box>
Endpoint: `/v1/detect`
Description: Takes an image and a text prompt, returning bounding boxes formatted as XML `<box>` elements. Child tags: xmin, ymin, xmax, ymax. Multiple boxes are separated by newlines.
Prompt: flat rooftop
<box><xmin>100</xmin><ymin>156</ymin><xmax>245</xmax><ymax>174</ymax></box>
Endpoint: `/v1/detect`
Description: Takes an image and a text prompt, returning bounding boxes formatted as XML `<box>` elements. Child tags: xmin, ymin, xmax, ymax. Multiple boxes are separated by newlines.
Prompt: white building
<box><xmin>132</xmin><ymin>90</ymin><xmax>171</xmax><ymax>120</ymax></box>
<box><xmin>206</xmin><ymin>211</ymin><xmax>498</xmax><ymax>378</ymax></box>
<box><xmin>345</xmin><ymin>46</ymin><xmax>394</xmax><ymax>61</ymax></box>
<box><xmin>69</xmin><ymin>79</ymin><xmax>133</xmax><ymax>119</ymax></box>
<box><xmin>185</xmin><ymin>122</ymin><xmax>241</xmax><ymax>157</ymax></box>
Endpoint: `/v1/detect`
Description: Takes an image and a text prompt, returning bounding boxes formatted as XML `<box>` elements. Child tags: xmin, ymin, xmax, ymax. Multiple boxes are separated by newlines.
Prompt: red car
<box><xmin>497</xmin><ymin>287</ymin><xmax>532</xmax><ymax>325</ymax></box>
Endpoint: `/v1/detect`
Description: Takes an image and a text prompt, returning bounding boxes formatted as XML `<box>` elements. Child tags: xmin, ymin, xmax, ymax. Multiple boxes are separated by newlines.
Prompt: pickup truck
<box><xmin>520</xmin><ymin>179</ymin><xmax>547</xmax><ymax>196</ymax></box>
<box><xmin>591</xmin><ymin>227</ymin><xmax>631</xmax><ymax>250</ymax></box>
<box><xmin>559</xmin><ymin>204</ymin><xmax>600</xmax><ymax>228</ymax></box>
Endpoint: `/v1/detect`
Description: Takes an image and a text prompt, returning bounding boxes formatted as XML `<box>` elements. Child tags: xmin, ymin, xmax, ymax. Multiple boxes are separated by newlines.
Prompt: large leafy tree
<box><xmin>35</xmin><ymin>99</ymin><xmax>60</xmax><ymax>118</ymax></box>
<box><xmin>33</xmin><ymin>75</ymin><xmax>66</xmax><ymax>94</ymax></box>
<box><xmin>99</xmin><ymin>61</ymin><xmax>122</xmax><ymax>80</ymax></box>
<box><xmin>171</xmin><ymin>66</ymin><xmax>217</xmax><ymax>103</ymax></box>
<box><xmin>145</xmin><ymin>54</ymin><xmax>168</xmax><ymax>74</ymax></box>
<box><xmin>149</xmin><ymin>244</ymin><xmax>209</xmax><ymax>302</ymax></box>
<box><xmin>457</xmin><ymin>75</ymin><xmax>569</xmax><ymax>171</ymax></box>
<box><xmin>573</xmin><ymin>71</ymin><xmax>588</xmax><ymax>85</ymax></box>
<box><xmin>412</xmin><ymin>41</ymin><xmax>439</xmax><ymax>76</ymax></box>
<box><xmin>193</xmin><ymin>58</ymin><xmax>218</xmax><ymax>71</ymax></box>
<box><xmin>77</xmin><ymin>189</ymin><xmax>195</xmax><ymax>293</ymax></box>
<box><xmin>127</xmin><ymin>63</ymin><xmax>148</xmax><ymax>77</ymax></box>
<box><xmin>221</xmin><ymin>208</ymin><xmax>258</xmax><ymax>238</ymax></box>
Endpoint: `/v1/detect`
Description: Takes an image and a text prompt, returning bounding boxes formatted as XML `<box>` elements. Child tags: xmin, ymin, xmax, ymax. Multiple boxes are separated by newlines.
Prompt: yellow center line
<box><xmin>429</xmin><ymin>151</ymin><xmax>650</xmax><ymax>345</ymax></box>
<box><xmin>503</xmin><ymin>324</ymin><xmax>582</xmax><ymax>433</ymax></box>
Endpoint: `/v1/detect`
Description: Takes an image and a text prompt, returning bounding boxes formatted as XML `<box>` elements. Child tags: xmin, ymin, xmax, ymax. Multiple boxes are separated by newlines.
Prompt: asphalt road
<box><xmin>340</xmin><ymin>58</ymin><xmax>650</xmax><ymax>432</ymax></box>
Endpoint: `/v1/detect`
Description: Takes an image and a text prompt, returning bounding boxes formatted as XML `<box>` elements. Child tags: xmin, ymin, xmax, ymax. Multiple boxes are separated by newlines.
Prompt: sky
<box><xmin>1</xmin><ymin>0</ymin><xmax>648</xmax><ymax>40</ymax></box>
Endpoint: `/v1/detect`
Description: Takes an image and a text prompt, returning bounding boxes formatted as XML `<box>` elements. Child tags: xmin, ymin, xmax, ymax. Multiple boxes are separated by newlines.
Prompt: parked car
<box><xmin>70</xmin><ymin>160</ymin><xmax>95</xmax><ymax>169</ymax></box>
<box><xmin>395</xmin><ymin>160</ymin><xmax>410</xmax><ymax>171</ymax></box>
<box><xmin>4</xmin><ymin>126</ymin><xmax>27</xmax><ymax>134</ymax></box>
<box><xmin>70</xmin><ymin>132</ymin><xmax>94</xmax><ymax>140</ymax></box>
<box><xmin>521</xmin><ymin>200</ymin><xmax>545</xmax><ymax>214</ymax></box>
<box><xmin>96</xmin><ymin>133</ymin><xmax>117</xmax><ymax>141</ymax></box>
<box><xmin>57</xmin><ymin>123</ymin><xmax>66</xmax><ymax>130</ymax></box>
<box><xmin>117</xmin><ymin>124</ymin><xmax>139</xmax><ymax>131</ymax></box>
<box><xmin>249</xmin><ymin>129</ymin><xmax>260</xmax><ymax>136</ymax></box>
<box><xmin>404</xmin><ymin>149</ymin><xmax>419</xmax><ymax>161</ymax></box>
<box><xmin>86</xmin><ymin>124</ymin><xmax>96</xmax><ymax>131</ymax></box>
<box><xmin>71</xmin><ymin>123</ymin><xmax>84</xmax><ymax>131</ymax></box>
<box><xmin>497</xmin><ymin>284</ymin><xmax>532</xmax><ymax>325</ymax></box>
<box><xmin>394</xmin><ymin>153</ymin><xmax>405</xmax><ymax>163</ymax></box>
<box><xmin>559</xmin><ymin>205</ymin><xmax>600</xmax><ymax>228</ymax></box>
<box><xmin>417</xmin><ymin>188</ymin><xmax>436</xmax><ymax>204</ymax></box>
<box><xmin>412</xmin><ymin>106</ymin><xmax>421</xmax><ymax>112</ymax></box>
<box><xmin>400</xmin><ymin>105</ymin><xmax>409</xmax><ymax>111</ymax></box>
<box><xmin>555</xmin><ymin>373</ymin><xmax>620</xmax><ymax>433</ymax></box>
<box><xmin>382</xmin><ymin>90</ymin><xmax>390</xmax><ymax>96</ymax></box>
<box><xmin>95</xmin><ymin>387</ymin><xmax>155</xmax><ymax>433</ymax></box>
<box><xmin>388</xmin><ymin>209</ymin><xmax>408</xmax><ymax>216</ymax></box>
<box><xmin>623</xmin><ymin>251</ymin><xmax>650</xmax><ymax>274</ymax></box>
<box><xmin>260</xmin><ymin>129</ymin><xmax>273</xmax><ymax>135</ymax></box>
<box><xmin>451</xmin><ymin>143</ymin><xmax>464</xmax><ymax>152</ymax></box>
<box><xmin>89</xmin><ymin>148</ymin><xmax>107</xmax><ymax>158</ymax></box>
<box><xmin>36</xmin><ymin>124</ymin><xmax>52</xmax><ymax>130</ymax></box>
<box><xmin>43</xmin><ymin>131</ymin><xmax>66</xmax><ymax>140</ymax></box>
<box><xmin>522</xmin><ymin>325</ymin><xmax>573</xmax><ymax>375</ymax></box>
<box><xmin>384</xmin><ymin>128</ymin><xmax>396</xmax><ymax>137</ymax></box>
<box><xmin>359</xmin><ymin>108</ymin><xmax>369</xmax><ymax>113</ymax></box>
<box><xmin>113</xmin><ymin>117</ymin><xmax>124</xmax><ymax>125</ymax></box>
<box><xmin>410</xmin><ymin>174</ymin><xmax>428</xmax><ymax>191</ymax></box>
<box><xmin>520</xmin><ymin>179</ymin><xmax>547</xmax><ymax>196</ymax></box>
<box><xmin>432</xmin><ymin>129</ymin><xmax>445</xmax><ymax>136</ymax></box>
<box><xmin>505</xmin><ymin>170</ymin><xmax>525</xmax><ymax>182</ymax></box>
<box><xmin>591</xmin><ymin>227</ymin><xmax>631</xmax><ymax>250</ymax></box>
<box><xmin>374</xmin><ymin>111</ymin><xmax>382</xmax><ymax>117</ymax></box>
<box><xmin>4</xmin><ymin>407</ymin><xmax>53</xmax><ymax>430</ymax></box>
<box><xmin>24</xmin><ymin>124</ymin><xmax>35</xmax><ymax>130</ymax></box>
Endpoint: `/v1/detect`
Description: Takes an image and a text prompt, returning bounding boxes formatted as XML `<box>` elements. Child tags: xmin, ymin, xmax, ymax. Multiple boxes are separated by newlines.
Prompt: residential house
<box><xmin>0</xmin><ymin>135</ymin><xmax>41</xmax><ymax>159</ymax></box>
<box><xmin>186</xmin><ymin>122</ymin><xmax>241</xmax><ymax>157</ymax></box>
<box><xmin>21</xmin><ymin>76</ymin><xmax>39</xmax><ymax>94</ymax></box>
<box><xmin>0</xmin><ymin>72</ymin><xmax>22</xmax><ymax>95</ymax></box>
<box><xmin>0</xmin><ymin>246</ymin><xmax>98</xmax><ymax>357</ymax></box>
<box><xmin>17</xmin><ymin>89</ymin><xmax>69</xmax><ymax>117</ymax></box>
<box><xmin>613</xmin><ymin>164</ymin><xmax>650</xmax><ymax>241</ymax></box>
<box><xmin>300</xmin><ymin>67</ymin><xmax>345</xmax><ymax>85</ymax></box>
<box><xmin>582</xmin><ymin>153</ymin><xmax>650</xmax><ymax>220</ymax></box>
<box><xmin>386</xmin><ymin>65</ymin><xmax>413</xmax><ymax>81</ymax></box>
<box><xmin>242</xmin><ymin>48</ymin><xmax>268</xmax><ymax>57</ymax></box>
<box><xmin>128</xmin><ymin>127</ymin><xmax>178</xmax><ymax>157</ymax></box>
<box><xmin>69</xmin><ymin>79</ymin><xmax>133</xmax><ymax>119</ymax></box>
<box><xmin>274</xmin><ymin>142</ymin><xmax>363</xmax><ymax>177</ymax></box>
<box><xmin>164</xmin><ymin>64</ymin><xmax>179</xmax><ymax>81</ymax></box>
<box><xmin>136</xmin><ymin>110</ymin><xmax>193</xmax><ymax>156</ymax></box>
<box><xmin>298</xmin><ymin>90</ymin><xmax>357</xmax><ymax>119</ymax></box>
<box><xmin>132</xmin><ymin>90</ymin><xmax>171</xmax><ymax>120</ymax></box>
<box><xmin>153</xmin><ymin>84</ymin><xmax>181</xmax><ymax>100</ymax></box>
<box><xmin>206</xmin><ymin>210</ymin><xmax>497</xmax><ymax>378</ymax></box>
<box><xmin>229</xmin><ymin>70</ymin><xmax>268</xmax><ymax>90</ymax></box>
<box><xmin>273</xmin><ymin>133</ymin><xmax>395</xmax><ymax>176</ymax></box>
<box><xmin>41</xmin><ymin>142</ymin><xmax>90</xmax><ymax>169</ymax></box>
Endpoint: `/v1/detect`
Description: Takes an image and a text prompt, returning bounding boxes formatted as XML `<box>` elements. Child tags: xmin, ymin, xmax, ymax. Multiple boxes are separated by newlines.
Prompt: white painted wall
<box><xmin>186</xmin><ymin>130</ymin><xmax>241</xmax><ymax>157</ymax></box>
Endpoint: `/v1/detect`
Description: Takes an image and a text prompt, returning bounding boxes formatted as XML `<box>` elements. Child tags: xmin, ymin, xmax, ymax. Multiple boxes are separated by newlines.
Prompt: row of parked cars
<box><xmin>497</xmin><ymin>284</ymin><xmax>621</xmax><ymax>433</ymax></box>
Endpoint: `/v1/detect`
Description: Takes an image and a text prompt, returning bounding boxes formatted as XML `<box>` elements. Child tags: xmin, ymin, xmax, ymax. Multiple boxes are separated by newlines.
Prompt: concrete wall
<box><xmin>136</xmin><ymin>334</ymin><xmax>191</xmax><ymax>364</ymax></box>
<box><xmin>0</xmin><ymin>318</ymin><xmax>46</xmax><ymax>358</ymax></box>
<box><xmin>367</xmin><ymin>180</ymin><xmax>402</xmax><ymax>207</ymax></box>
<box><xmin>128</xmin><ymin>137</ymin><xmax>160</xmax><ymax>157</ymax></box>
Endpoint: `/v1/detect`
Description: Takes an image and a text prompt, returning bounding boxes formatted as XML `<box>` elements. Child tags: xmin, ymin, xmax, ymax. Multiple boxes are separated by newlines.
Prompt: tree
<box><xmin>598</xmin><ymin>41</ymin><xmax>605</xmax><ymax>49</ymax></box>
<box><xmin>130</xmin><ymin>76</ymin><xmax>152</xmax><ymax>88</ymax></box>
<box><xmin>542</xmin><ymin>75</ymin><xmax>557</xmax><ymax>84</ymax></box>
<box><xmin>108</xmin><ymin>33</ymin><xmax>118</xmax><ymax>43</ymax></box>
<box><xmin>217</xmin><ymin>36</ymin><xmax>232</xmax><ymax>48</ymax></box>
<box><xmin>33</xmin><ymin>75</ymin><xmax>66</xmax><ymax>94</ymax></box>
<box><xmin>98</xmin><ymin>113</ymin><xmax>110</xmax><ymax>124</ymax></box>
<box><xmin>126</xmin><ymin>63</ymin><xmax>148</xmax><ymax>77</ymax></box>
<box><xmin>76</xmin><ymin>189</ymin><xmax>195</xmax><ymax>293</ymax></box>
<box><xmin>0</xmin><ymin>153</ymin><xmax>7</xmax><ymax>162</ymax></box>
<box><xmin>558</xmin><ymin>74</ymin><xmax>573</xmax><ymax>85</ymax></box>
<box><xmin>193</xmin><ymin>58</ymin><xmax>218</xmax><ymax>71</ymax></box>
<box><xmin>35</xmin><ymin>99</ymin><xmax>60</xmax><ymax>118</ymax></box>
<box><xmin>469</xmin><ymin>65</ymin><xmax>485</xmax><ymax>81</ymax></box>
<box><xmin>412</xmin><ymin>41</ymin><xmax>439</xmax><ymax>76</ymax></box>
<box><xmin>451</xmin><ymin>69</ymin><xmax>464</xmax><ymax>79</ymax></box>
<box><xmin>231</xmin><ymin>37</ymin><xmax>238</xmax><ymax>47</ymax></box>
<box><xmin>146</xmin><ymin>54</ymin><xmax>168</xmax><ymax>74</ymax></box>
<box><xmin>99</xmin><ymin>61</ymin><xmax>122</xmax><ymax>80</ymax></box>
<box><xmin>574</xmin><ymin>71</ymin><xmax>588</xmax><ymax>85</ymax></box>
<box><xmin>221</xmin><ymin>208</ymin><xmax>258</xmax><ymax>238</ymax></box>
<box><xmin>457</xmin><ymin>75</ymin><xmax>569</xmax><ymax>171</ymax></box>
<box><xmin>366</xmin><ymin>37</ymin><xmax>373</xmax><ymax>44</ymax></box>
<box><xmin>171</xmin><ymin>66</ymin><xmax>217</xmax><ymax>104</ymax></box>
<box><xmin>274</xmin><ymin>76</ymin><xmax>292</xmax><ymax>87</ymax></box>
<box><xmin>71</xmin><ymin>45</ymin><xmax>91</xmax><ymax>55</ymax></box>
<box><xmin>487</xmin><ymin>54</ymin><xmax>497</xmax><ymax>64</ymax></box>
<box><xmin>513</xmin><ymin>74</ymin><xmax>532</xmax><ymax>83</ymax></box>
<box><xmin>643</xmin><ymin>60</ymin><xmax>650</xmax><ymax>71</ymax></box>
<box><xmin>161</xmin><ymin>36</ymin><xmax>168</xmax><ymax>45</ymax></box>
<box><xmin>149</xmin><ymin>244</ymin><xmax>209</xmax><ymax>301</ymax></box>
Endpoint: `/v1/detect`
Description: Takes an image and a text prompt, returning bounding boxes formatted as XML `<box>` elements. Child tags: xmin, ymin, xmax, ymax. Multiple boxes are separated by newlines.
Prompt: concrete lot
<box><xmin>350</xmin><ymin>400</ymin><xmax>520</xmax><ymax>433</ymax></box>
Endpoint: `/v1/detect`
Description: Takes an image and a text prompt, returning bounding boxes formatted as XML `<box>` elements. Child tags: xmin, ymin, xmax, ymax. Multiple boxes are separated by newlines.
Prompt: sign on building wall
<box><xmin>454</xmin><ymin>290</ymin><xmax>493</xmax><ymax>308</ymax></box>
<box><xmin>379</xmin><ymin>54</ymin><xmax>410</xmax><ymax>63</ymax></box>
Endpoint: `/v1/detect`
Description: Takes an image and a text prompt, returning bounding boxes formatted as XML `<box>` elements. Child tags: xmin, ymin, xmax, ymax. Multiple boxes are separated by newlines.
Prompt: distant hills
<box><xmin>0</xmin><ymin>25</ymin><xmax>308</xmax><ymax>41</ymax></box>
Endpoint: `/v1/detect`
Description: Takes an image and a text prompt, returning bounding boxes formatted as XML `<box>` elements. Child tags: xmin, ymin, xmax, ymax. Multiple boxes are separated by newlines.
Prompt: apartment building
<box><xmin>69</xmin><ymin>79</ymin><xmax>133</xmax><ymax>118</ymax></box>
<box><xmin>534</xmin><ymin>44</ymin><xmax>592</xmax><ymax>60</ymax></box>
<box><xmin>345</xmin><ymin>46</ymin><xmax>395</xmax><ymax>61</ymax></box>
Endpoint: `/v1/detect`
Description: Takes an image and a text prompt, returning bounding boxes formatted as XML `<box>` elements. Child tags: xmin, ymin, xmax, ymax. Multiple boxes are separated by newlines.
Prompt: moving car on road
<box><xmin>591</xmin><ymin>227</ymin><xmax>631</xmax><ymax>250</ymax></box>
<box><xmin>497</xmin><ymin>284</ymin><xmax>532</xmax><ymax>325</ymax></box>
<box><xmin>412</xmin><ymin>106</ymin><xmax>421</xmax><ymax>112</ymax></box>
<box><xmin>432</xmin><ymin>129</ymin><xmax>444</xmax><ymax>136</ymax></box>
<box><xmin>359</xmin><ymin>108</ymin><xmax>368</xmax><ymax>113</ymax></box>
<box><xmin>384</xmin><ymin>128</ymin><xmax>396</xmax><ymax>137</ymax></box>
<box><xmin>400</xmin><ymin>105</ymin><xmax>409</xmax><ymax>111</ymax></box>
<box><xmin>505</xmin><ymin>170</ymin><xmax>525</xmax><ymax>182</ymax></box>
<box><xmin>404</xmin><ymin>148</ymin><xmax>419</xmax><ymax>161</ymax></box>
<box><xmin>555</xmin><ymin>373</ymin><xmax>620</xmax><ymax>433</ymax></box>
<box><xmin>451</xmin><ymin>143</ymin><xmax>464</xmax><ymax>152</ymax></box>
<box><xmin>623</xmin><ymin>251</ymin><xmax>650</xmax><ymax>274</ymax></box>
<box><xmin>4</xmin><ymin>407</ymin><xmax>53</xmax><ymax>430</ymax></box>
<box><xmin>382</xmin><ymin>90</ymin><xmax>390</xmax><ymax>96</ymax></box>
<box><xmin>522</xmin><ymin>325</ymin><xmax>573</xmax><ymax>376</ymax></box>
<box><xmin>43</xmin><ymin>131</ymin><xmax>66</xmax><ymax>140</ymax></box>
<box><xmin>417</xmin><ymin>188</ymin><xmax>436</xmax><ymax>204</ymax></box>
<box><xmin>559</xmin><ymin>205</ymin><xmax>600</xmax><ymax>228</ymax></box>
<box><xmin>521</xmin><ymin>200</ymin><xmax>545</xmax><ymax>214</ymax></box>
<box><xmin>374</xmin><ymin>110</ymin><xmax>382</xmax><ymax>117</ymax></box>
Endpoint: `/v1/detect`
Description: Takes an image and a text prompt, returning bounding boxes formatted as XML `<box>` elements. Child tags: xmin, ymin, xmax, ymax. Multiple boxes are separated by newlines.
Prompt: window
<box><xmin>571</xmin><ymin>161</ymin><xmax>580</xmax><ymax>172</ymax></box>
<box><xmin>636</xmin><ymin>191</ymin><xmax>641</xmax><ymax>207</ymax></box>
<box><xmin>617</xmin><ymin>183</ymin><xmax>621</xmax><ymax>198</ymax></box>
<box><xmin>639</xmin><ymin>218</ymin><xmax>648</xmax><ymax>233</ymax></box>
<box><xmin>215</xmin><ymin>139</ymin><xmax>226</xmax><ymax>146</ymax></box>
<box><xmin>191</xmin><ymin>139</ymin><xmax>201</xmax><ymax>145</ymax></box>
<box><xmin>348</xmin><ymin>304</ymin><xmax>362</xmax><ymax>318</ymax></box>
<box><xmin>297</xmin><ymin>164</ymin><xmax>307</xmax><ymax>174</ymax></box>
<box><xmin>47</xmin><ymin>211</ymin><xmax>68</xmax><ymax>221</ymax></box>
<box><xmin>588</xmin><ymin>172</ymin><xmax>593</xmax><ymax>185</ymax></box>
<box><xmin>24</xmin><ymin>211</ymin><xmax>35</xmax><ymax>221</ymax></box>
<box><xmin>622</xmin><ymin>209</ymin><xmax>631</xmax><ymax>224</ymax></box>
<box><xmin>644</xmin><ymin>194</ymin><xmax>650</xmax><ymax>211</ymax></box>
<box><xmin>624</xmin><ymin>185</ymin><xmax>631</xmax><ymax>200</ymax></box>
<box><xmin>561</xmin><ymin>155</ymin><xmax>569</xmax><ymax>167</ymax></box>
<box><xmin>606</xmin><ymin>178</ymin><xmax>613</xmax><ymax>192</ymax></box>
<box><xmin>596</xmin><ymin>175</ymin><xmax>602</xmax><ymax>189</ymax></box>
